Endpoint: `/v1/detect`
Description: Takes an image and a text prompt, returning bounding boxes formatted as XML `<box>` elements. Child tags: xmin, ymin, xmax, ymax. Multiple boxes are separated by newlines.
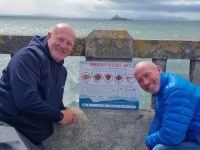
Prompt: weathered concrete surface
<box><xmin>189</xmin><ymin>60</ymin><xmax>200</xmax><ymax>86</ymax></box>
<box><xmin>132</xmin><ymin>40</ymin><xmax>200</xmax><ymax>59</ymax></box>
<box><xmin>0</xmin><ymin>35</ymin><xmax>32</xmax><ymax>55</ymax></box>
<box><xmin>85</xmin><ymin>30</ymin><xmax>133</xmax><ymax>60</ymax></box>
<box><xmin>43</xmin><ymin>108</ymin><xmax>153</xmax><ymax>150</ymax></box>
<box><xmin>0</xmin><ymin>35</ymin><xmax>85</xmax><ymax>56</ymax></box>
<box><xmin>1</xmin><ymin>34</ymin><xmax>200</xmax><ymax>59</ymax></box>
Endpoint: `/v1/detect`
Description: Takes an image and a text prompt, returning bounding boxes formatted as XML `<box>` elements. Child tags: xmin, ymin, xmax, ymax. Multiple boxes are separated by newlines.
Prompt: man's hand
<box><xmin>58</xmin><ymin>109</ymin><xmax>75</xmax><ymax>125</ymax></box>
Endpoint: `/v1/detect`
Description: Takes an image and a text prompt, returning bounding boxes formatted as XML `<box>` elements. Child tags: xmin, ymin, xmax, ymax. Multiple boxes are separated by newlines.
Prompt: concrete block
<box><xmin>85</xmin><ymin>30</ymin><xmax>133</xmax><ymax>60</ymax></box>
<box><xmin>43</xmin><ymin>108</ymin><xmax>153</xmax><ymax>150</ymax></box>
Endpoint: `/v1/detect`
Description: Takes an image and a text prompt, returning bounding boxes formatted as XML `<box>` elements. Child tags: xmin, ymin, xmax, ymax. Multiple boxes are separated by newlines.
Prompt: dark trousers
<box><xmin>0</xmin><ymin>121</ymin><xmax>44</xmax><ymax>150</ymax></box>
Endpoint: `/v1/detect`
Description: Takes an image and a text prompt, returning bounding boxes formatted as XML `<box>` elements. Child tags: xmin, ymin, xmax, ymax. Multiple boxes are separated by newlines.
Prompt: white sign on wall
<box><xmin>79</xmin><ymin>61</ymin><xmax>139</xmax><ymax>110</ymax></box>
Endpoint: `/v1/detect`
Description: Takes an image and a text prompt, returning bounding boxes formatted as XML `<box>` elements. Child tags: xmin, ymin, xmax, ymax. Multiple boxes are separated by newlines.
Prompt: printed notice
<box><xmin>79</xmin><ymin>61</ymin><xmax>139</xmax><ymax>110</ymax></box>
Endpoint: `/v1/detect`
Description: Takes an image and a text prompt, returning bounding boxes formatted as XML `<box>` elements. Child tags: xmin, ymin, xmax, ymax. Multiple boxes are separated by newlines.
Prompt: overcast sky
<box><xmin>1</xmin><ymin>0</ymin><xmax>200</xmax><ymax>20</ymax></box>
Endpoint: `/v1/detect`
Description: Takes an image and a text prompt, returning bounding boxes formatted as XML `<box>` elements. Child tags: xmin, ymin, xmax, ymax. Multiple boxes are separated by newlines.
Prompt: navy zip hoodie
<box><xmin>0</xmin><ymin>36</ymin><xmax>67</xmax><ymax>144</ymax></box>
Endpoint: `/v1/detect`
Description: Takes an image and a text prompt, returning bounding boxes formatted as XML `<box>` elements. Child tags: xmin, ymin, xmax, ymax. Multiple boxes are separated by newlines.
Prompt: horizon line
<box><xmin>0</xmin><ymin>14</ymin><xmax>199</xmax><ymax>21</ymax></box>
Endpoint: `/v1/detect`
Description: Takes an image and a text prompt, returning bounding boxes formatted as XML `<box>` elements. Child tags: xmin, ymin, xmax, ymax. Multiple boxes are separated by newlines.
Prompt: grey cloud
<box><xmin>105</xmin><ymin>0</ymin><xmax>199</xmax><ymax>3</ymax></box>
<box><xmin>125</xmin><ymin>4</ymin><xmax>199</xmax><ymax>13</ymax></box>
<box><xmin>97</xmin><ymin>1</ymin><xmax>200</xmax><ymax>13</ymax></box>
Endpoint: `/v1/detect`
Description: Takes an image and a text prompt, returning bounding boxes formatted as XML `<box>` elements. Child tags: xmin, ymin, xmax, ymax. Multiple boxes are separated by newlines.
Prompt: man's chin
<box><xmin>52</xmin><ymin>56</ymin><xmax>62</xmax><ymax>62</ymax></box>
<box><xmin>145</xmin><ymin>89</ymin><xmax>156</xmax><ymax>94</ymax></box>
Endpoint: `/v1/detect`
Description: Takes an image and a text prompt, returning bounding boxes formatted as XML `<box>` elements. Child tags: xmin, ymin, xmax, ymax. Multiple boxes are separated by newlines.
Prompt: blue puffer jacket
<box><xmin>145</xmin><ymin>72</ymin><xmax>200</xmax><ymax>149</ymax></box>
<box><xmin>0</xmin><ymin>36</ymin><xmax>67</xmax><ymax>144</ymax></box>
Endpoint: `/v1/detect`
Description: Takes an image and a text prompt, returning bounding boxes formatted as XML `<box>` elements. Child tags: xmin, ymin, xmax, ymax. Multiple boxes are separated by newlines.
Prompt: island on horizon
<box><xmin>110</xmin><ymin>14</ymin><xmax>132</xmax><ymax>21</ymax></box>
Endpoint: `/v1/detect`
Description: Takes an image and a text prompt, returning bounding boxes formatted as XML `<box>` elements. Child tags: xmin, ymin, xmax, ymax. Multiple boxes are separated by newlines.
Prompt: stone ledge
<box><xmin>43</xmin><ymin>108</ymin><xmax>153</xmax><ymax>150</ymax></box>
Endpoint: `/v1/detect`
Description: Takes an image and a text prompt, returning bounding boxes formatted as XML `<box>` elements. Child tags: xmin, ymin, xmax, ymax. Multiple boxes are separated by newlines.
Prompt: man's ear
<box><xmin>47</xmin><ymin>32</ymin><xmax>51</xmax><ymax>40</ymax></box>
<box><xmin>156</xmin><ymin>65</ymin><xmax>163</xmax><ymax>74</ymax></box>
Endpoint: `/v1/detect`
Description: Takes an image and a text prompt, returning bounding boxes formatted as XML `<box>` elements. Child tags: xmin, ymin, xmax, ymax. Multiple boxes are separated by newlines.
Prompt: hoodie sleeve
<box><xmin>9</xmin><ymin>48</ymin><xmax>62</xmax><ymax>122</ymax></box>
<box><xmin>145</xmin><ymin>88</ymin><xmax>197</xmax><ymax>149</ymax></box>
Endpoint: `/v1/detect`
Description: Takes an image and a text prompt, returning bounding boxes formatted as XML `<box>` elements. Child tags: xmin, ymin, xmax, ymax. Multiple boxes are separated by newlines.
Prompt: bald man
<box><xmin>134</xmin><ymin>61</ymin><xmax>200</xmax><ymax>150</ymax></box>
<box><xmin>0</xmin><ymin>23</ymin><xmax>76</xmax><ymax>149</ymax></box>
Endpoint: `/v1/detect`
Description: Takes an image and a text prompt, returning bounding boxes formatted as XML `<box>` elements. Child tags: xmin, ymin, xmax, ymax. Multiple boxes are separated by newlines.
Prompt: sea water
<box><xmin>0</xmin><ymin>16</ymin><xmax>197</xmax><ymax>109</ymax></box>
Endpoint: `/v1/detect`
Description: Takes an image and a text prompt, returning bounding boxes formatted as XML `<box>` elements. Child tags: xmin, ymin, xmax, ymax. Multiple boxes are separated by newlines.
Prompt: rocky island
<box><xmin>111</xmin><ymin>14</ymin><xmax>132</xmax><ymax>21</ymax></box>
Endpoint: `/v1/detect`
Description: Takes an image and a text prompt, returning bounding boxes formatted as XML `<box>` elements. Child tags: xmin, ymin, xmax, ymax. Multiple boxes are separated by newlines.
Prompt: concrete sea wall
<box><xmin>1</xmin><ymin>30</ymin><xmax>200</xmax><ymax>149</ymax></box>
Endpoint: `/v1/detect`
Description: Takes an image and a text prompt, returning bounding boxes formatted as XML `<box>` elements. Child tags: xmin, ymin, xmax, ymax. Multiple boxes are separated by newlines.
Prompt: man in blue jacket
<box><xmin>134</xmin><ymin>61</ymin><xmax>200</xmax><ymax>150</ymax></box>
<box><xmin>0</xmin><ymin>23</ymin><xmax>76</xmax><ymax>149</ymax></box>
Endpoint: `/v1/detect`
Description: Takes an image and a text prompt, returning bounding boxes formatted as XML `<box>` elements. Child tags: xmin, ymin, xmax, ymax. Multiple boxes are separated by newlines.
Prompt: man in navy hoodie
<box><xmin>0</xmin><ymin>23</ymin><xmax>76</xmax><ymax>149</ymax></box>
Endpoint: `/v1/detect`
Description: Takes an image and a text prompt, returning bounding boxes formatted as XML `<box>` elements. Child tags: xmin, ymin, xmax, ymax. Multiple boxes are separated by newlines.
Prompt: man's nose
<box><xmin>60</xmin><ymin>42</ymin><xmax>69</xmax><ymax>51</ymax></box>
<box><xmin>143</xmin><ymin>78</ymin><xmax>149</xmax><ymax>85</ymax></box>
